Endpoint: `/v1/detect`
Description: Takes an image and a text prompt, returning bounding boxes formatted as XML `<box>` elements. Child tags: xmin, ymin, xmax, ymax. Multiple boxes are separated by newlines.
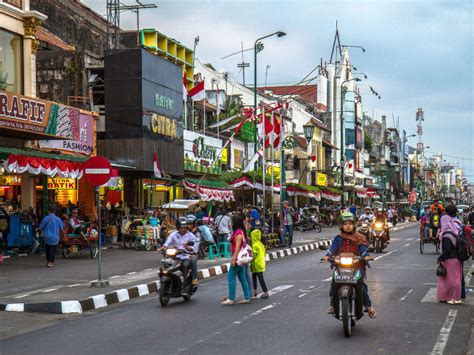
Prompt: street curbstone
<box><xmin>105</xmin><ymin>292</ymin><xmax>119</xmax><ymax>305</ymax></box>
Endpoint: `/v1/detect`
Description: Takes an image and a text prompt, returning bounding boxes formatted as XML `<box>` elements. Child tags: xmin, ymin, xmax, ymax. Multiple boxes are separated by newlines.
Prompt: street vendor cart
<box><xmin>161</xmin><ymin>199</ymin><xmax>200</xmax><ymax>234</ymax></box>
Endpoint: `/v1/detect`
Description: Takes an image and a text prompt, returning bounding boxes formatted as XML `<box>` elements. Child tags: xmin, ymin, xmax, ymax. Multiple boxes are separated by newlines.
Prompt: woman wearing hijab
<box><xmin>437</xmin><ymin>204</ymin><xmax>463</xmax><ymax>304</ymax></box>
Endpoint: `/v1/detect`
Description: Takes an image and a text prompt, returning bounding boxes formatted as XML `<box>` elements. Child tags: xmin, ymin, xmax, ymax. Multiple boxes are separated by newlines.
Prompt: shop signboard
<box><xmin>39</xmin><ymin>113</ymin><xmax>95</xmax><ymax>155</ymax></box>
<box><xmin>316</xmin><ymin>172</ymin><xmax>327</xmax><ymax>186</ymax></box>
<box><xmin>234</xmin><ymin>149</ymin><xmax>242</xmax><ymax>169</ymax></box>
<box><xmin>0</xmin><ymin>90</ymin><xmax>80</xmax><ymax>139</ymax></box>
<box><xmin>184</xmin><ymin>130</ymin><xmax>222</xmax><ymax>175</ymax></box>
<box><xmin>0</xmin><ymin>175</ymin><xmax>21</xmax><ymax>186</ymax></box>
<box><xmin>47</xmin><ymin>178</ymin><xmax>77</xmax><ymax>190</ymax></box>
<box><xmin>239</xmin><ymin>121</ymin><xmax>256</xmax><ymax>143</ymax></box>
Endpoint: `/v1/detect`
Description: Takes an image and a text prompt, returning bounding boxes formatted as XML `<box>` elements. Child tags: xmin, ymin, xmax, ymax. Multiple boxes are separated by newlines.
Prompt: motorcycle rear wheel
<box><xmin>315</xmin><ymin>224</ymin><xmax>322</xmax><ymax>233</ymax></box>
<box><xmin>342</xmin><ymin>297</ymin><xmax>352</xmax><ymax>337</ymax></box>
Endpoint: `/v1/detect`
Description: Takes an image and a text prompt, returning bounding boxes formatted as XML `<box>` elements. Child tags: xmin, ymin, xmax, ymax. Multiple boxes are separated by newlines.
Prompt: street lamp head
<box><xmin>354</xmin><ymin>78</ymin><xmax>361</xmax><ymax>82</ymax></box>
<box><xmin>361</xmin><ymin>47</ymin><xmax>366</xmax><ymax>52</ymax></box>
<box><xmin>303</xmin><ymin>123</ymin><xmax>315</xmax><ymax>143</ymax></box>
<box><xmin>276</xmin><ymin>31</ymin><xmax>286</xmax><ymax>38</ymax></box>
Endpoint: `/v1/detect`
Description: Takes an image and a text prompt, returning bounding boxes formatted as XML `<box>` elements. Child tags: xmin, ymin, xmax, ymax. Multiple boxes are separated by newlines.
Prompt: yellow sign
<box><xmin>317</xmin><ymin>173</ymin><xmax>327</xmax><ymax>186</ymax></box>
<box><xmin>266</xmin><ymin>165</ymin><xmax>281</xmax><ymax>180</ymax></box>
<box><xmin>151</xmin><ymin>113</ymin><xmax>177</xmax><ymax>138</ymax></box>
<box><xmin>221</xmin><ymin>148</ymin><xmax>228</xmax><ymax>164</ymax></box>
<box><xmin>56</xmin><ymin>189</ymin><xmax>77</xmax><ymax>206</ymax></box>
<box><xmin>47</xmin><ymin>178</ymin><xmax>77</xmax><ymax>190</ymax></box>
<box><xmin>233</xmin><ymin>149</ymin><xmax>242</xmax><ymax>169</ymax></box>
<box><xmin>0</xmin><ymin>175</ymin><xmax>22</xmax><ymax>186</ymax></box>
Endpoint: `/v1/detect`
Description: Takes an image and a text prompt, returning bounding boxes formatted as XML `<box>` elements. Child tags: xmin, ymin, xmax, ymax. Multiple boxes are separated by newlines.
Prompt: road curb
<box><xmin>0</xmin><ymin>239</ymin><xmax>333</xmax><ymax>314</ymax></box>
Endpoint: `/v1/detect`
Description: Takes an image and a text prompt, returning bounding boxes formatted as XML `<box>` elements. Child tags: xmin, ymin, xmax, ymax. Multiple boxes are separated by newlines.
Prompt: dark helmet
<box><xmin>175</xmin><ymin>217</ymin><xmax>188</xmax><ymax>229</ymax></box>
<box><xmin>339</xmin><ymin>212</ymin><xmax>356</xmax><ymax>233</ymax></box>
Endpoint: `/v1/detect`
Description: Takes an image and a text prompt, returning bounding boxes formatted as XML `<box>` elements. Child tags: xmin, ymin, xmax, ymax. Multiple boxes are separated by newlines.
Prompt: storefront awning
<box><xmin>230</xmin><ymin>176</ymin><xmax>280</xmax><ymax>192</ymax></box>
<box><xmin>184</xmin><ymin>178</ymin><xmax>234</xmax><ymax>202</ymax></box>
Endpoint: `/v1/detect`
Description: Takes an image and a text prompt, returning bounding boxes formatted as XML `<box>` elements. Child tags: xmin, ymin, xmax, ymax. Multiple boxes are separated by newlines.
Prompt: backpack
<box><xmin>445</xmin><ymin>230</ymin><xmax>471</xmax><ymax>262</ymax></box>
<box><xmin>432</xmin><ymin>215</ymin><xmax>440</xmax><ymax>228</ymax></box>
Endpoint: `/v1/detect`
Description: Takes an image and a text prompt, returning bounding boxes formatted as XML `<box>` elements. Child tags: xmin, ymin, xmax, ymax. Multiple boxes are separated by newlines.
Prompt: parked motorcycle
<box><xmin>158</xmin><ymin>246</ymin><xmax>197</xmax><ymax>306</ymax></box>
<box><xmin>323</xmin><ymin>252</ymin><xmax>372</xmax><ymax>337</ymax></box>
<box><xmin>296</xmin><ymin>213</ymin><xmax>322</xmax><ymax>233</ymax></box>
<box><xmin>370</xmin><ymin>222</ymin><xmax>388</xmax><ymax>253</ymax></box>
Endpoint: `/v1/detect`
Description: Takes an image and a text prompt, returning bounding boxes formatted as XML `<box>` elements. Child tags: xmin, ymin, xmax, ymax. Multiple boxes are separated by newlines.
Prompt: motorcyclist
<box><xmin>159</xmin><ymin>217</ymin><xmax>195</xmax><ymax>290</ymax></box>
<box><xmin>372</xmin><ymin>208</ymin><xmax>390</xmax><ymax>241</ymax></box>
<box><xmin>186</xmin><ymin>214</ymin><xmax>201</xmax><ymax>286</ymax></box>
<box><xmin>358</xmin><ymin>206</ymin><xmax>374</xmax><ymax>223</ymax></box>
<box><xmin>468</xmin><ymin>206</ymin><xmax>474</xmax><ymax>227</ymax></box>
<box><xmin>322</xmin><ymin>212</ymin><xmax>377</xmax><ymax>319</ymax></box>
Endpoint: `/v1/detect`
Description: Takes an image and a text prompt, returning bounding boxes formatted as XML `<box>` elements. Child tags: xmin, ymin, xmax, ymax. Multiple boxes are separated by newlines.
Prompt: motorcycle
<box><xmin>370</xmin><ymin>222</ymin><xmax>388</xmax><ymax>253</ymax></box>
<box><xmin>323</xmin><ymin>252</ymin><xmax>372</xmax><ymax>337</ymax></box>
<box><xmin>296</xmin><ymin>213</ymin><xmax>322</xmax><ymax>233</ymax></box>
<box><xmin>357</xmin><ymin>218</ymin><xmax>372</xmax><ymax>243</ymax></box>
<box><xmin>158</xmin><ymin>246</ymin><xmax>197</xmax><ymax>306</ymax></box>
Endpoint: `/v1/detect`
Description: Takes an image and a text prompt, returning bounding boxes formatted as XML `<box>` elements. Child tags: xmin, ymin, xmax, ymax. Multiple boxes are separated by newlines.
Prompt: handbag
<box><xmin>436</xmin><ymin>262</ymin><xmax>446</xmax><ymax>277</ymax></box>
<box><xmin>237</xmin><ymin>244</ymin><xmax>253</xmax><ymax>266</ymax></box>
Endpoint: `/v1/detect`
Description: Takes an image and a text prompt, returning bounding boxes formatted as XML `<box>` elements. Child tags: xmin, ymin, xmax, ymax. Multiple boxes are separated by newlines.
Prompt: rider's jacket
<box><xmin>359</xmin><ymin>213</ymin><xmax>374</xmax><ymax>223</ymax></box>
<box><xmin>164</xmin><ymin>231</ymin><xmax>195</xmax><ymax>259</ymax></box>
<box><xmin>326</xmin><ymin>235</ymin><xmax>369</xmax><ymax>258</ymax></box>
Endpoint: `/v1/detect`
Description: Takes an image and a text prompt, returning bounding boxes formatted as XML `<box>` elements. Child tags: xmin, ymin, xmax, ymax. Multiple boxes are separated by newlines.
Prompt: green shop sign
<box><xmin>154</xmin><ymin>94</ymin><xmax>174</xmax><ymax>110</ymax></box>
<box><xmin>239</xmin><ymin>121</ymin><xmax>256</xmax><ymax>143</ymax></box>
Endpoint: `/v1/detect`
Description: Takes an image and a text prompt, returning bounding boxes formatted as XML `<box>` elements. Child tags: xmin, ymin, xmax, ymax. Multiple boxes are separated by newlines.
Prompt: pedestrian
<box><xmin>215</xmin><ymin>208</ymin><xmax>231</xmax><ymax>244</ymax></box>
<box><xmin>281</xmin><ymin>201</ymin><xmax>295</xmax><ymax>247</ymax></box>
<box><xmin>247</xmin><ymin>204</ymin><xmax>261</xmax><ymax>230</ymax></box>
<box><xmin>221</xmin><ymin>214</ymin><xmax>251</xmax><ymax>305</ymax></box>
<box><xmin>38</xmin><ymin>207</ymin><xmax>64</xmax><ymax>268</ymax></box>
<box><xmin>250</xmin><ymin>228</ymin><xmax>269</xmax><ymax>299</ymax></box>
<box><xmin>437</xmin><ymin>204</ymin><xmax>463</xmax><ymax>304</ymax></box>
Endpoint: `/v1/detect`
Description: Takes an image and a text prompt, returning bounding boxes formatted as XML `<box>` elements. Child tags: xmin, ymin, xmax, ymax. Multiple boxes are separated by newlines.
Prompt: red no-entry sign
<box><xmin>83</xmin><ymin>156</ymin><xmax>112</xmax><ymax>186</ymax></box>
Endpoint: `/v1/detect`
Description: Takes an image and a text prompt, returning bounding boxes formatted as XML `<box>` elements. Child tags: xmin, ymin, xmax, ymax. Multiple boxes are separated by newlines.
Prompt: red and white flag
<box><xmin>182</xmin><ymin>72</ymin><xmax>188</xmax><ymax>101</ymax></box>
<box><xmin>272</xmin><ymin>113</ymin><xmax>282</xmax><ymax>149</ymax></box>
<box><xmin>153</xmin><ymin>151</ymin><xmax>162</xmax><ymax>178</ymax></box>
<box><xmin>257</xmin><ymin>114</ymin><xmax>273</xmax><ymax>148</ymax></box>
<box><xmin>188</xmin><ymin>80</ymin><xmax>205</xmax><ymax>101</ymax></box>
<box><xmin>243</xmin><ymin>149</ymin><xmax>263</xmax><ymax>172</ymax></box>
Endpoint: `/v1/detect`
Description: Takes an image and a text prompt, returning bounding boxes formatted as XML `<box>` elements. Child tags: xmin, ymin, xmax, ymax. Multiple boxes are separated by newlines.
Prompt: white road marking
<box><xmin>400</xmin><ymin>288</ymin><xmax>413</xmax><ymax>302</ymax></box>
<box><xmin>299</xmin><ymin>293</ymin><xmax>309</xmax><ymax>298</ymax></box>
<box><xmin>268</xmin><ymin>285</ymin><xmax>294</xmax><ymax>296</ymax></box>
<box><xmin>144</xmin><ymin>268</ymin><xmax>152</xmax><ymax>271</ymax></box>
<box><xmin>322</xmin><ymin>277</ymin><xmax>332</xmax><ymax>282</ymax></box>
<box><xmin>67</xmin><ymin>283</ymin><xmax>81</xmax><ymax>288</ymax></box>
<box><xmin>42</xmin><ymin>288</ymin><xmax>57</xmax><ymax>293</ymax></box>
<box><xmin>110</xmin><ymin>275</ymin><xmax>120</xmax><ymax>279</ymax></box>
<box><xmin>13</xmin><ymin>294</ymin><xmax>29</xmax><ymax>299</ymax></box>
<box><xmin>421</xmin><ymin>288</ymin><xmax>438</xmax><ymax>303</ymax></box>
<box><xmin>126</xmin><ymin>272</ymin><xmax>136</xmax><ymax>275</ymax></box>
<box><xmin>406</xmin><ymin>238</ymin><xmax>414</xmax><ymax>241</ymax></box>
<box><xmin>403</xmin><ymin>243</ymin><xmax>411</xmax><ymax>247</ymax></box>
<box><xmin>374</xmin><ymin>250</ymin><xmax>395</xmax><ymax>261</ymax></box>
<box><xmin>431</xmin><ymin>309</ymin><xmax>458</xmax><ymax>355</ymax></box>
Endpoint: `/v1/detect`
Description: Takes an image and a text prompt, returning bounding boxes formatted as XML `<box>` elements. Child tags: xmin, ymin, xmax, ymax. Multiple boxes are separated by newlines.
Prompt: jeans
<box><xmin>227</xmin><ymin>265</ymin><xmax>251</xmax><ymax>301</ymax></box>
<box><xmin>252</xmin><ymin>272</ymin><xmax>268</xmax><ymax>293</ymax></box>
<box><xmin>181</xmin><ymin>258</ymin><xmax>191</xmax><ymax>288</ymax></box>
<box><xmin>281</xmin><ymin>225</ymin><xmax>293</xmax><ymax>246</ymax></box>
<box><xmin>423</xmin><ymin>226</ymin><xmax>430</xmax><ymax>239</ymax></box>
<box><xmin>190</xmin><ymin>254</ymin><xmax>198</xmax><ymax>280</ymax></box>
<box><xmin>45</xmin><ymin>244</ymin><xmax>57</xmax><ymax>263</ymax></box>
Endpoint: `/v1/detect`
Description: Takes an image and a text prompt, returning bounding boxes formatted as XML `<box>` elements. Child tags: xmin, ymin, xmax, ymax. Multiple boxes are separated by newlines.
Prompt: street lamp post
<box><xmin>253</xmin><ymin>31</ymin><xmax>286</xmax><ymax>166</ymax></box>
<box><xmin>339</xmin><ymin>77</ymin><xmax>361</xmax><ymax>206</ymax></box>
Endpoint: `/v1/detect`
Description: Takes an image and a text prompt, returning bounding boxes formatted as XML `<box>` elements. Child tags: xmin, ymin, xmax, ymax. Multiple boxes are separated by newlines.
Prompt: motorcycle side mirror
<box><xmin>318</xmin><ymin>244</ymin><xmax>328</xmax><ymax>251</ymax></box>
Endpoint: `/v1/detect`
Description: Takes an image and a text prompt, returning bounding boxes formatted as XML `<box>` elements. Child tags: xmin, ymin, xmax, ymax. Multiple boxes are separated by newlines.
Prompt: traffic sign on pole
<box><xmin>84</xmin><ymin>156</ymin><xmax>112</xmax><ymax>186</ymax></box>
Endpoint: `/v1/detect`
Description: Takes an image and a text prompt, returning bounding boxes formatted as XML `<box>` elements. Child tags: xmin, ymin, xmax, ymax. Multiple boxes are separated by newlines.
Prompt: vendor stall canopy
<box><xmin>161</xmin><ymin>199</ymin><xmax>200</xmax><ymax>210</ymax></box>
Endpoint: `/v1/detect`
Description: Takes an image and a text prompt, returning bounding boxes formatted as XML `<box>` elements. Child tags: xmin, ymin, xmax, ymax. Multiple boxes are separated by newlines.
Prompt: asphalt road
<box><xmin>2</xmin><ymin>226</ymin><xmax>472</xmax><ymax>355</ymax></box>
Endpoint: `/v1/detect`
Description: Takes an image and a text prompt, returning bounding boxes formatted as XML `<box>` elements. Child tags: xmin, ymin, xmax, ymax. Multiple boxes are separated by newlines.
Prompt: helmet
<box><xmin>376</xmin><ymin>208</ymin><xmax>383</xmax><ymax>213</ymax></box>
<box><xmin>339</xmin><ymin>212</ymin><xmax>356</xmax><ymax>233</ymax></box>
<box><xmin>175</xmin><ymin>217</ymin><xmax>188</xmax><ymax>229</ymax></box>
<box><xmin>364</xmin><ymin>206</ymin><xmax>371</xmax><ymax>211</ymax></box>
<box><xmin>186</xmin><ymin>214</ymin><xmax>197</xmax><ymax>224</ymax></box>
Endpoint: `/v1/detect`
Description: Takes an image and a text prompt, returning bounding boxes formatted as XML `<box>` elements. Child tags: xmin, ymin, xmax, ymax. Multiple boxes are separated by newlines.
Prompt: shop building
<box><xmin>100</xmin><ymin>47</ymin><xmax>185</xmax><ymax>209</ymax></box>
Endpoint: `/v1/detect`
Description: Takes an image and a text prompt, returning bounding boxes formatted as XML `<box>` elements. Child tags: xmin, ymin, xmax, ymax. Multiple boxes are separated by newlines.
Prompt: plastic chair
<box><xmin>208</xmin><ymin>244</ymin><xmax>219</xmax><ymax>260</ymax></box>
<box><xmin>218</xmin><ymin>242</ymin><xmax>232</xmax><ymax>258</ymax></box>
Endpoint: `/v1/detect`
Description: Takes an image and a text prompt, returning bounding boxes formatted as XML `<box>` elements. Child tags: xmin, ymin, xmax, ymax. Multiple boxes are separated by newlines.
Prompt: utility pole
<box><xmin>237</xmin><ymin>42</ymin><xmax>250</xmax><ymax>86</ymax></box>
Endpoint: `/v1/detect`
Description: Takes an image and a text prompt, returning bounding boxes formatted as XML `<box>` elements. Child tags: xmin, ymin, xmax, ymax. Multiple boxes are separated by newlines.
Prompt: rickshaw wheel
<box><xmin>90</xmin><ymin>241</ymin><xmax>99</xmax><ymax>258</ymax></box>
<box><xmin>62</xmin><ymin>246</ymin><xmax>70</xmax><ymax>259</ymax></box>
<box><xmin>145</xmin><ymin>243</ymin><xmax>152</xmax><ymax>251</ymax></box>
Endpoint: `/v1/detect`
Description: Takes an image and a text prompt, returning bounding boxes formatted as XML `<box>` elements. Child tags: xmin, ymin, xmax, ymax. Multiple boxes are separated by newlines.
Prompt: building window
<box><xmin>4</xmin><ymin>0</ymin><xmax>23</xmax><ymax>8</ymax></box>
<box><xmin>0</xmin><ymin>29</ymin><xmax>23</xmax><ymax>94</ymax></box>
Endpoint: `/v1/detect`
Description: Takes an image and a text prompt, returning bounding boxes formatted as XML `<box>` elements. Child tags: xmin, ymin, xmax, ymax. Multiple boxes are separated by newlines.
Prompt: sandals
<box><xmin>260</xmin><ymin>293</ymin><xmax>270</xmax><ymax>299</ymax></box>
<box><xmin>239</xmin><ymin>299</ymin><xmax>251</xmax><ymax>304</ymax></box>
<box><xmin>447</xmin><ymin>300</ymin><xmax>462</xmax><ymax>305</ymax></box>
<box><xmin>221</xmin><ymin>299</ymin><xmax>235</xmax><ymax>306</ymax></box>
<box><xmin>366</xmin><ymin>307</ymin><xmax>377</xmax><ymax>319</ymax></box>
<box><xmin>327</xmin><ymin>306</ymin><xmax>335</xmax><ymax>314</ymax></box>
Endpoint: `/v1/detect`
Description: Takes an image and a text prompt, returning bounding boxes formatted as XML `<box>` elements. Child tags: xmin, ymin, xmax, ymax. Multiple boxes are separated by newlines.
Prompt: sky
<box><xmin>83</xmin><ymin>0</ymin><xmax>473</xmax><ymax>181</ymax></box>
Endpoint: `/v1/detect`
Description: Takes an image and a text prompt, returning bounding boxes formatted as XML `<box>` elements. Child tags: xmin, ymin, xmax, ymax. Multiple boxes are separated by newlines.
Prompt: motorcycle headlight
<box><xmin>166</xmin><ymin>249</ymin><xmax>177</xmax><ymax>256</ymax></box>
<box><xmin>340</xmin><ymin>257</ymin><xmax>353</xmax><ymax>266</ymax></box>
<box><xmin>375</xmin><ymin>223</ymin><xmax>383</xmax><ymax>229</ymax></box>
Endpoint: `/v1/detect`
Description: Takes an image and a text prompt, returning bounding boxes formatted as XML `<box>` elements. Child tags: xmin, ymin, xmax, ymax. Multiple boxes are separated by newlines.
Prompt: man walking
<box><xmin>39</xmin><ymin>207</ymin><xmax>64</xmax><ymax>267</ymax></box>
<box><xmin>281</xmin><ymin>201</ymin><xmax>295</xmax><ymax>247</ymax></box>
